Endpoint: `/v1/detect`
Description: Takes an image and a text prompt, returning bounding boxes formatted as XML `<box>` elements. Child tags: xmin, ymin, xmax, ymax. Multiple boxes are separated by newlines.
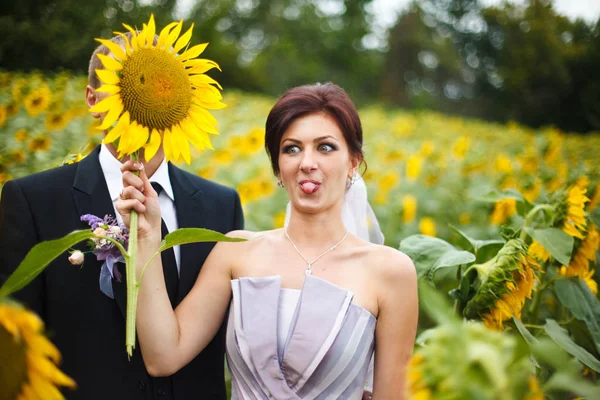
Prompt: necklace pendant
<box><xmin>306</xmin><ymin>264</ymin><xmax>312</xmax><ymax>275</ymax></box>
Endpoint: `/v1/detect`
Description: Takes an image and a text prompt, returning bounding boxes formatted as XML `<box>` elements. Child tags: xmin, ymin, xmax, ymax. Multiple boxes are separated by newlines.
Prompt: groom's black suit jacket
<box><xmin>0</xmin><ymin>146</ymin><xmax>244</xmax><ymax>400</ymax></box>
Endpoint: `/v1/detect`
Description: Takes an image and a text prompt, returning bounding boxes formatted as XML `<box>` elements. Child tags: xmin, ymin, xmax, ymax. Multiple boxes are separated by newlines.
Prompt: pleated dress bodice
<box><xmin>226</xmin><ymin>274</ymin><xmax>376</xmax><ymax>400</ymax></box>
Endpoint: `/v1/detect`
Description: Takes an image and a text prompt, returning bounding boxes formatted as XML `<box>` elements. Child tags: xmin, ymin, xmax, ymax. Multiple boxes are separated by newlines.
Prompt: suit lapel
<box><xmin>72</xmin><ymin>146</ymin><xmax>127</xmax><ymax>318</ymax></box>
<box><xmin>168</xmin><ymin>164</ymin><xmax>207</xmax><ymax>304</ymax></box>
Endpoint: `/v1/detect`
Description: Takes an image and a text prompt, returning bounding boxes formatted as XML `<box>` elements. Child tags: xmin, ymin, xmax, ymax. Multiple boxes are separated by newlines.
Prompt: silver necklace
<box><xmin>284</xmin><ymin>228</ymin><xmax>349</xmax><ymax>275</ymax></box>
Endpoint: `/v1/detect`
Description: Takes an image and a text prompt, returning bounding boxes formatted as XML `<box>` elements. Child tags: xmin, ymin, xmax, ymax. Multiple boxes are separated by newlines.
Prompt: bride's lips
<box><xmin>299</xmin><ymin>180</ymin><xmax>321</xmax><ymax>194</ymax></box>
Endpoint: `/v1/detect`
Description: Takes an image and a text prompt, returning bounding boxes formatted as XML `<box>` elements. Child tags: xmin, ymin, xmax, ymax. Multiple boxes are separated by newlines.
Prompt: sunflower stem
<box><xmin>527</xmin><ymin>279</ymin><xmax>554</xmax><ymax>323</ymax></box>
<box><xmin>125</xmin><ymin>152</ymin><xmax>140</xmax><ymax>359</ymax></box>
<box><xmin>519</xmin><ymin>204</ymin><xmax>555</xmax><ymax>241</ymax></box>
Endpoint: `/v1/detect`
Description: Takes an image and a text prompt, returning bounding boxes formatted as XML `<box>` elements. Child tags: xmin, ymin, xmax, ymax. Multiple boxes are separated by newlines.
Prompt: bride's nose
<box><xmin>299</xmin><ymin>149</ymin><xmax>318</xmax><ymax>173</ymax></box>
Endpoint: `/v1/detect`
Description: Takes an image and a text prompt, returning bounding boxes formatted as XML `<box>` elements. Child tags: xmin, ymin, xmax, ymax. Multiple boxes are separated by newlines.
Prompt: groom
<box><xmin>0</xmin><ymin>33</ymin><xmax>243</xmax><ymax>400</ymax></box>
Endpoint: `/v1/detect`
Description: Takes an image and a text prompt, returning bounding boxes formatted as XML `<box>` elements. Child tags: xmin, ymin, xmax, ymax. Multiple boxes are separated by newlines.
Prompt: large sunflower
<box><xmin>90</xmin><ymin>14</ymin><xmax>225</xmax><ymax>164</ymax></box>
<box><xmin>0</xmin><ymin>301</ymin><xmax>75</xmax><ymax>399</ymax></box>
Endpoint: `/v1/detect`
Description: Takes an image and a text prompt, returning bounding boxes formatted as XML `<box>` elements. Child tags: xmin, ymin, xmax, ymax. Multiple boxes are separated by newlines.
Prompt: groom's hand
<box><xmin>116</xmin><ymin>160</ymin><xmax>162</xmax><ymax>241</ymax></box>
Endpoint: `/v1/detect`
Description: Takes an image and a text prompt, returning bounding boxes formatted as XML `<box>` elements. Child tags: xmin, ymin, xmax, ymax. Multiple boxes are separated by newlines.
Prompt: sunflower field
<box><xmin>1</xmin><ymin>70</ymin><xmax>600</xmax><ymax>399</ymax></box>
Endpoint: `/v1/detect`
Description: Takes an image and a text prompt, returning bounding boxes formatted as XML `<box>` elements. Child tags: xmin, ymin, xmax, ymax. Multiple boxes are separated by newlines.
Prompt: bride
<box><xmin>117</xmin><ymin>83</ymin><xmax>418</xmax><ymax>399</ymax></box>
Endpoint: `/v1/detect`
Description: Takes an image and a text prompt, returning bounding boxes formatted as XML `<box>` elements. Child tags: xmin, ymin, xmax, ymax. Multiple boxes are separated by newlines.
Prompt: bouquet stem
<box><xmin>125</xmin><ymin>209</ymin><xmax>139</xmax><ymax>358</ymax></box>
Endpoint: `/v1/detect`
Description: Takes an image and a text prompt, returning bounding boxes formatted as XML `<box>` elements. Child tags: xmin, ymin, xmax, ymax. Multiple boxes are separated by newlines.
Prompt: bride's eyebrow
<box><xmin>281</xmin><ymin>135</ymin><xmax>339</xmax><ymax>145</ymax></box>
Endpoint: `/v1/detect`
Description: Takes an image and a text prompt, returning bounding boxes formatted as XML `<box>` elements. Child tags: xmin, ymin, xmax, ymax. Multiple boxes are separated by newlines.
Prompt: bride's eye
<box><xmin>318</xmin><ymin>143</ymin><xmax>336</xmax><ymax>153</ymax></box>
<box><xmin>283</xmin><ymin>145</ymin><xmax>301</xmax><ymax>155</ymax></box>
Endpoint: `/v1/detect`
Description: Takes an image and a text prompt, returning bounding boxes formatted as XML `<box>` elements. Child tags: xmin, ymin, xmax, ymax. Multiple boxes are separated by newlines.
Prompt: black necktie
<box><xmin>151</xmin><ymin>182</ymin><xmax>179</xmax><ymax>307</ymax></box>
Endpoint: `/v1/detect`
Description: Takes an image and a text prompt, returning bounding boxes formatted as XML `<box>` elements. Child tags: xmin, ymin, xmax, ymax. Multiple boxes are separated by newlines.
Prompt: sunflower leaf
<box><xmin>449</xmin><ymin>224</ymin><xmax>505</xmax><ymax>254</ymax></box>
<box><xmin>159</xmin><ymin>228</ymin><xmax>246</xmax><ymax>252</ymax></box>
<box><xmin>554</xmin><ymin>278</ymin><xmax>600</xmax><ymax>353</ymax></box>
<box><xmin>399</xmin><ymin>234</ymin><xmax>475</xmax><ymax>281</ymax></box>
<box><xmin>523</xmin><ymin>227</ymin><xmax>573</xmax><ymax>266</ymax></box>
<box><xmin>0</xmin><ymin>230</ymin><xmax>95</xmax><ymax>298</ymax></box>
<box><xmin>543</xmin><ymin>319</ymin><xmax>600</xmax><ymax>372</ymax></box>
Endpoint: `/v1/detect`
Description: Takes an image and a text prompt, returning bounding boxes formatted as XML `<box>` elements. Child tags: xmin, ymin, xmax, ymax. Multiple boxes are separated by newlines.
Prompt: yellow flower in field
<box><xmin>451</xmin><ymin>136</ymin><xmax>470</xmax><ymax>160</ymax></box>
<box><xmin>12</xmin><ymin>78</ymin><xmax>27</xmax><ymax>101</ymax></box>
<box><xmin>15</xmin><ymin>129</ymin><xmax>28</xmax><ymax>143</ymax></box>
<box><xmin>63</xmin><ymin>153</ymin><xmax>87</xmax><ymax>165</ymax></box>
<box><xmin>211</xmin><ymin>150</ymin><xmax>233</xmax><ymax>166</ymax></box>
<box><xmin>45</xmin><ymin>111</ymin><xmax>71</xmax><ymax>131</ymax></box>
<box><xmin>23</xmin><ymin>84</ymin><xmax>51</xmax><ymax>117</ymax></box>
<box><xmin>494</xmin><ymin>154</ymin><xmax>513</xmax><ymax>174</ymax></box>
<box><xmin>273</xmin><ymin>211</ymin><xmax>286</xmax><ymax>228</ymax></box>
<box><xmin>11</xmin><ymin>150</ymin><xmax>26</xmax><ymax>164</ymax></box>
<box><xmin>0</xmin><ymin>104</ymin><xmax>7</xmax><ymax>128</ymax></box>
<box><xmin>575</xmin><ymin>176</ymin><xmax>589</xmax><ymax>190</ymax></box>
<box><xmin>419</xmin><ymin>217</ymin><xmax>436</xmax><ymax>237</ymax></box>
<box><xmin>0</xmin><ymin>301</ymin><xmax>76</xmax><ymax>399</ymax></box>
<box><xmin>196</xmin><ymin>165</ymin><xmax>215</xmax><ymax>179</ymax></box>
<box><xmin>419</xmin><ymin>140</ymin><xmax>435</xmax><ymax>157</ymax></box>
<box><xmin>560</xmin><ymin>186</ymin><xmax>588</xmax><ymax>239</ymax></box>
<box><xmin>406</xmin><ymin>155</ymin><xmax>422</xmax><ymax>181</ymax></box>
<box><xmin>6</xmin><ymin>102</ymin><xmax>19</xmax><ymax>117</ymax></box>
<box><xmin>466</xmin><ymin>239</ymin><xmax>540</xmax><ymax>330</ymax></box>
<box><xmin>0</xmin><ymin>172</ymin><xmax>12</xmax><ymax>185</ymax></box>
<box><xmin>91</xmin><ymin>14</ymin><xmax>224</xmax><ymax>164</ymax></box>
<box><xmin>521</xmin><ymin>180</ymin><xmax>541</xmax><ymax>203</ymax></box>
<box><xmin>393</xmin><ymin>117</ymin><xmax>417</xmax><ymax>136</ymax></box>
<box><xmin>528</xmin><ymin>240</ymin><xmax>551</xmax><ymax>263</ymax></box>
<box><xmin>525</xmin><ymin>375</ymin><xmax>545</xmax><ymax>400</ymax></box>
<box><xmin>560</xmin><ymin>224</ymin><xmax>599</xmax><ymax>294</ymax></box>
<box><xmin>28</xmin><ymin>135</ymin><xmax>52</xmax><ymax>153</ymax></box>
<box><xmin>490</xmin><ymin>198</ymin><xmax>517</xmax><ymax>225</ymax></box>
<box><xmin>587</xmin><ymin>184</ymin><xmax>600</xmax><ymax>212</ymax></box>
<box><xmin>239</xmin><ymin>128</ymin><xmax>264</xmax><ymax>156</ymax></box>
<box><xmin>402</xmin><ymin>195</ymin><xmax>417</xmax><ymax>224</ymax></box>
<box><xmin>378</xmin><ymin>171</ymin><xmax>399</xmax><ymax>191</ymax></box>
<box><xmin>459</xmin><ymin>212</ymin><xmax>471</xmax><ymax>225</ymax></box>
<box><xmin>384</xmin><ymin>149</ymin><xmax>404</xmax><ymax>163</ymax></box>
<box><xmin>500</xmin><ymin>175</ymin><xmax>518</xmax><ymax>190</ymax></box>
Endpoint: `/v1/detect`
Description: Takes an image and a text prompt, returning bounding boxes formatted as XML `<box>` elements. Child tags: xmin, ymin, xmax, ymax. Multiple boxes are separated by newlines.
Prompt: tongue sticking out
<box><xmin>300</xmin><ymin>182</ymin><xmax>319</xmax><ymax>194</ymax></box>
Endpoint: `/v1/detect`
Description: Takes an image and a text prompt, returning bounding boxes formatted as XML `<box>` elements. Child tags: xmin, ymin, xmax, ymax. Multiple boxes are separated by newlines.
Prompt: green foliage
<box><xmin>0</xmin><ymin>230</ymin><xmax>94</xmax><ymax>298</ymax></box>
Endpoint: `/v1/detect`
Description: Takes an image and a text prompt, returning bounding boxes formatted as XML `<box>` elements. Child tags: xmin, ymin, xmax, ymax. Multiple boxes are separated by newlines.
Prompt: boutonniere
<box><xmin>72</xmin><ymin>214</ymin><xmax>129</xmax><ymax>299</ymax></box>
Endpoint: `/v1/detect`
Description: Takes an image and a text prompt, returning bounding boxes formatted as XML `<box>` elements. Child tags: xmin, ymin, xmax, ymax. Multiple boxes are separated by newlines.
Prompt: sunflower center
<box><xmin>119</xmin><ymin>48</ymin><xmax>192</xmax><ymax>131</ymax></box>
<box><xmin>0</xmin><ymin>324</ymin><xmax>28</xmax><ymax>399</ymax></box>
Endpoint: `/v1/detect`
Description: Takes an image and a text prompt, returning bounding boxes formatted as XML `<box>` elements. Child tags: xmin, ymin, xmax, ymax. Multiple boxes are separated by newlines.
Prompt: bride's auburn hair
<box><xmin>265</xmin><ymin>83</ymin><xmax>365</xmax><ymax>175</ymax></box>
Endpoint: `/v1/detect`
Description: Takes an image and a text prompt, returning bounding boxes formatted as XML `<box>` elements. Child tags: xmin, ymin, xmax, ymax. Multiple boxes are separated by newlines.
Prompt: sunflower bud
<box><xmin>408</xmin><ymin>321</ymin><xmax>538</xmax><ymax>399</ymax></box>
<box><xmin>464</xmin><ymin>239</ymin><xmax>540</xmax><ymax>329</ymax></box>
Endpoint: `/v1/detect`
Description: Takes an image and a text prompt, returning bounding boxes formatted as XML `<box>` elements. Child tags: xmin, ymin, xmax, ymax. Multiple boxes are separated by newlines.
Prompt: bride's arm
<box><xmin>117</xmin><ymin>160</ymin><xmax>244</xmax><ymax>376</ymax></box>
<box><xmin>371</xmin><ymin>248</ymin><xmax>418</xmax><ymax>399</ymax></box>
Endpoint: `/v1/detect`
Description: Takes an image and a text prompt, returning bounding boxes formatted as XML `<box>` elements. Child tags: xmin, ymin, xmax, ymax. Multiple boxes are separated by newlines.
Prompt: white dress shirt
<box><xmin>99</xmin><ymin>144</ymin><xmax>181</xmax><ymax>273</ymax></box>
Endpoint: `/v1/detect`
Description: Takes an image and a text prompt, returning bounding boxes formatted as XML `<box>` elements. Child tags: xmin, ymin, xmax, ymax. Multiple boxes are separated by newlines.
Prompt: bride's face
<box><xmin>278</xmin><ymin>112</ymin><xmax>357</xmax><ymax>214</ymax></box>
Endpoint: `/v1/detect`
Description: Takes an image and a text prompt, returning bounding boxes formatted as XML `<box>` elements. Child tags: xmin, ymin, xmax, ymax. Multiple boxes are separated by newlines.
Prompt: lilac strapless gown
<box><xmin>226</xmin><ymin>274</ymin><xmax>376</xmax><ymax>400</ymax></box>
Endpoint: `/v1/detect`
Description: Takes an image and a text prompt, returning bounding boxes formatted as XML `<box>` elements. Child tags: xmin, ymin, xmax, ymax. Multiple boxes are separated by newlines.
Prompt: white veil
<box><xmin>283</xmin><ymin>172</ymin><xmax>382</xmax><ymax>392</ymax></box>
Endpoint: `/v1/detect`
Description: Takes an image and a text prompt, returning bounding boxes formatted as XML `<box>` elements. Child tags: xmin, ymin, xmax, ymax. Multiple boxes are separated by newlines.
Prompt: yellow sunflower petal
<box><xmin>187</xmin><ymin>59</ymin><xmax>221</xmax><ymax>74</ymax></box>
<box><xmin>170</xmin><ymin>124</ymin><xmax>184</xmax><ymax>161</ymax></box>
<box><xmin>164</xmin><ymin>21</ymin><xmax>183</xmax><ymax>50</ymax></box>
<box><xmin>190</xmin><ymin>74</ymin><xmax>223</xmax><ymax>90</ymax></box>
<box><xmin>122</xmin><ymin>23</ymin><xmax>139</xmax><ymax>51</ymax></box>
<box><xmin>145</xmin><ymin>14</ymin><xmax>156</xmax><ymax>48</ymax></box>
<box><xmin>137</xmin><ymin>23</ymin><xmax>148</xmax><ymax>49</ymax></box>
<box><xmin>179</xmin><ymin>43</ymin><xmax>208</xmax><ymax>62</ymax></box>
<box><xmin>182</xmin><ymin>119</ymin><xmax>213</xmax><ymax>150</ymax></box>
<box><xmin>189</xmin><ymin>104</ymin><xmax>219</xmax><ymax>134</ymax></box>
<box><xmin>27</xmin><ymin>352</ymin><xmax>75</xmax><ymax>388</ymax></box>
<box><xmin>130</xmin><ymin>125</ymin><xmax>150</xmax><ymax>152</ymax></box>
<box><xmin>163</xmin><ymin>129</ymin><xmax>175</xmax><ymax>162</ymax></box>
<box><xmin>22</xmin><ymin>330</ymin><xmax>61</xmax><ymax>363</ymax></box>
<box><xmin>28</xmin><ymin>371</ymin><xmax>65</xmax><ymax>400</ymax></box>
<box><xmin>95</xmin><ymin>85</ymin><xmax>121</xmax><ymax>95</ymax></box>
<box><xmin>174</xmin><ymin>125</ymin><xmax>191</xmax><ymax>164</ymax></box>
<box><xmin>95</xmin><ymin>69</ymin><xmax>120</xmax><ymax>86</ymax></box>
<box><xmin>103</xmin><ymin>111</ymin><xmax>130</xmax><ymax>144</ymax></box>
<box><xmin>98</xmin><ymin>100</ymin><xmax>124</xmax><ymax>130</ymax></box>
<box><xmin>89</xmin><ymin>94</ymin><xmax>121</xmax><ymax>113</ymax></box>
<box><xmin>192</xmin><ymin>85</ymin><xmax>223</xmax><ymax>102</ymax></box>
<box><xmin>96</xmin><ymin>39</ymin><xmax>127</xmax><ymax>61</ymax></box>
<box><xmin>97</xmin><ymin>54</ymin><xmax>123</xmax><ymax>71</ymax></box>
<box><xmin>144</xmin><ymin>129</ymin><xmax>162</xmax><ymax>161</ymax></box>
<box><xmin>114</xmin><ymin>32</ymin><xmax>131</xmax><ymax>54</ymax></box>
<box><xmin>158</xmin><ymin>22</ymin><xmax>179</xmax><ymax>49</ymax></box>
<box><xmin>172</xmin><ymin>23</ymin><xmax>194</xmax><ymax>54</ymax></box>
<box><xmin>193</xmin><ymin>97</ymin><xmax>227</xmax><ymax>110</ymax></box>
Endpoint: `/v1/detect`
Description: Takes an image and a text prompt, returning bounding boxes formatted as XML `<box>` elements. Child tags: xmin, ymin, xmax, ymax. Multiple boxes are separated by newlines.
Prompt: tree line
<box><xmin>0</xmin><ymin>0</ymin><xmax>598</xmax><ymax>133</ymax></box>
